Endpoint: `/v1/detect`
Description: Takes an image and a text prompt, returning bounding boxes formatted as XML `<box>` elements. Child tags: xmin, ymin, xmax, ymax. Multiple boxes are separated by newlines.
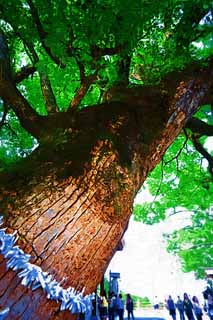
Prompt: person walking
<box><xmin>126</xmin><ymin>294</ymin><xmax>134</xmax><ymax>320</ymax></box>
<box><xmin>116</xmin><ymin>294</ymin><xmax>124</xmax><ymax>320</ymax></box>
<box><xmin>99</xmin><ymin>291</ymin><xmax>108</xmax><ymax>320</ymax></box>
<box><xmin>167</xmin><ymin>295</ymin><xmax>176</xmax><ymax>320</ymax></box>
<box><xmin>176</xmin><ymin>296</ymin><xmax>185</xmax><ymax>320</ymax></box>
<box><xmin>207</xmin><ymin>293</ymin><xmax>213</xmax><ymax>320</ymax></box>
<box><xmin>183</xmin><ymin>293</ymin><xmax>195</xmax><ymax>320</ymax></box>
<box><xmin>192</xmin><ymin>296</ymin><xmax>203</xmax><ymax>320</ymax></box>
<box><xmin>108</xmin><ymin>292</ymin><xmax>116</xmax><ymax>320</ymax></box>
<box><xmin>153</xmin><ymin>296</ymin><xmax>159</xmax><ymax>310</ymax></box>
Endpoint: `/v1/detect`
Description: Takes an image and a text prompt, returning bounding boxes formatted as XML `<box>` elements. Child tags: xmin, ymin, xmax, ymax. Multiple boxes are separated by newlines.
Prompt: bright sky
<box><xmin>107</xmin><ymin>136</ymin><xmax>212</xmax><ymax>304</ymax></box>
<box><xmin>106</xmin><ymin>191</ymin><xmax>207</xmax><ymax>304</ymax></box>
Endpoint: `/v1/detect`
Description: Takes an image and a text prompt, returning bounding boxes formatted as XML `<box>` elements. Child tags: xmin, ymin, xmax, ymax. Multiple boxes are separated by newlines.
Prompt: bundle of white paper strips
<box><xmin>0</xmin><ymin>217</ymin><xmax>92</xmax><ymax>314</ymax></box>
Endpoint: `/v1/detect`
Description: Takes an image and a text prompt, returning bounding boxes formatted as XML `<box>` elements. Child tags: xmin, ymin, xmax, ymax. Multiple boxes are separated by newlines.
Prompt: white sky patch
<box><xmin>107</xmin><ymin>186</ymin><xmax>206</xmax><ymax>303</ymax></box>
<box><xmin>202</xmin><ymin>137</ymin><xmax>213</xmax><ymax>169</ymax></box>
<box><xmin>107</xmin><ymin>216</ymin><xmax>206</xmax><ymax>303</ymax></box>
<box><xmin>199</xmin><ymin>11</ymin><xmax>213</xmax><ymax>25</ymax></box>
<box><xmin>134</xmin><ymin>187</ymin><xmax>155</xmax><ymax>204</ymax></box>
<box><xmin>205</xmin><ymin>137</ymin><xmax>213</xmax><ymax>152</ymax></box>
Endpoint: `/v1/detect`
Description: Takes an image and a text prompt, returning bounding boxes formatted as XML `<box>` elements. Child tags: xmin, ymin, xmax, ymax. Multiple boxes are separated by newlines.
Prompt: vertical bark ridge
<box><xmin>10</xmin><ymin>187</ymin><xmax>65</xmax><ymax>231</ymax></box>
<box><xmin>0</xmin><ymin>261</ymin><xmax>19</xmax><ymax>298</ymax></box>
<box><xmin>6</xmin><ymin>284</ymin><xmax>59</xmax><ymax>320</ymax></box>
<box><xmin>40</xmin><ymin>224</ymin><xmax>97</xmax><ymax>271</ymax></box>
<box><xmin>37</xmin><ymin>193</ymin><xmax>99</xmax><ymax>262</ymax></box>
<box><xmin>0</xmin><ymin>260</ymin><xmax>65</xmax><ymax>319</ymax></box>
<box><xmin>29</xmin><ymin>176</ymin><xmax>96</xmax><ymax>240</ymax></box>
<box><xmin>17</xmin><ymin>178</ymin><xmax>64</xmax><ymax>213</ymax></box>
<box><xmin>80</xmin><ymin>219</ymin><xmax>130</xmax><ymax>293</ymax></box>
<box><xmin>9</xmin><ymin>173</ymin><xmax>75</xmax><ymax>228</ymax></box>
<box><xmin>30</xmin><ymin>188</ymin><xmax>96</xmax><ymax>257</ymax></box>
<box><xmin>18</xmin><ymin>149</ymin><xmax>115</xmax><ymax>241</ymax></box>
<box><xmin>79</xmin><ymin>220</ymin><xmax>124</xmax><ymax>276</ymax></box>
<box><xmin>23</xmin><ymin>151</ymin><xmax>117</xmax><ymax>255</ymax></box>
<box><xmin>23</xmin><ymin>183</ymin><xmax>83</xmax><ymax>241</ymax></box>
<box><xmin>14</xmin><ymin>182</ymin><xmax>70</xmax><ymax>230</ymax></box>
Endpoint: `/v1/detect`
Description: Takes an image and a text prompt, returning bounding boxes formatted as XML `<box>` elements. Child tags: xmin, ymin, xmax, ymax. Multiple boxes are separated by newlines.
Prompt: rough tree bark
<box><xmin>0</xmin><ymin>25</ymin><xmax>213</xmax><ymax>317</ymax></box>
<box><xmin>0</xmin><ymin>69</ymin><xmax>212</xmax><ymax>319</ymax></box>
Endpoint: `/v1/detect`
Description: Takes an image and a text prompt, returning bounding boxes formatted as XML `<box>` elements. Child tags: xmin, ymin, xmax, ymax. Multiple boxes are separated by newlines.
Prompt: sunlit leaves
<box><xmin>146</xmin><ymin>139</ymin><xmax>212</xmax><ymax>215</ymax></box>
<box><xmin>195</xmin><ymin>104</ymin><xmax>213</xmax><ymax>124</ymax></box>
<box><xmin>47</xmin><ymin>62</ymin><xmax>80</xmax><ymax>111</ymax></box>
<box><xmin>166</xmin><ymin>213</ymin><xmax>213</xmax><ymax>278</ymax></box>
<box><xmin>0</xmin><ymin>110</ymin><xmax>36</xmax><ymax>168</ymax></box>
<box><xmin>0</xmin><ymin>4</ymin><xmax>212</xmax><ymax>166</ymax></box>
<box><xmin>133</xmin><ymin>104</ymin><xmax>213</xmax><ymax>278</ymax></box>
<box><xmin>20</xmin><ymin>75</ymin><xmax>46</xmax><ymax>115</ymax></box>
<box><xmin>79</xmin><ymin>85</ymin><xmax>100</xmax><ymax>109</ymax></box>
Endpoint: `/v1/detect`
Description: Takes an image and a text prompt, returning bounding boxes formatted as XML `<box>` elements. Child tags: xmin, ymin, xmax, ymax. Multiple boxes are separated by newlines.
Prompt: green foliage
<box><xmin>20</xmin><ymin>75</ymin><xmax>47</xmax><ymax>115</ymax></box>
<box><xmin>134</xmin><ymin>202</ymin><xmax>166</xmax><ymax>224</ymax></box>
<box><xmin>132</xmin><ymin>296</ymin><xmax>152</xmax><ymax>309</ymax></box>
<box><xmin>0</xmin><ymin>101</ymin><xmax>36</xmax><ymax>169</ymax></box>
<box><xmin>1</xmin><ymin>0</ymin><xmax>213</xmax><ymax>162</ymax></box>
<box><xmin>134</xmin><ymin>105</ymin><xmax>213</xmax><ymax>278</ymax></box>
<box><xmin>166</xmin><ymin>212</ymin><xmax>213</xmax><ymax>278</ymax></box>
<box><xmin>120</xmin><ymin>292</ymin><xmax>151</xmax><ymax>309</ymax></box>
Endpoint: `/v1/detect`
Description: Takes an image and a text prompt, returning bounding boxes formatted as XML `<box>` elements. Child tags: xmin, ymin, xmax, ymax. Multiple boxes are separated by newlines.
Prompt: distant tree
<box><xmin>0</xmin><ymin>0</ymin><xmax>213</xmax><ymax>318</ymax></box>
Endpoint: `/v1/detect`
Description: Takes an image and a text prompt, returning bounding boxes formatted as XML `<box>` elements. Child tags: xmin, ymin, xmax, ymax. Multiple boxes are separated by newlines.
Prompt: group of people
<box><xmin>98</xmin><ymin>291</ymin><xmax>134</xmax><ymax>320</ymax></box>
<box><xmin>165</xmin><ymin>291</ymin><xmax>213</xmax><ymax>320</ymax></box>
<box><xmin>96</xmin><ymin>287</ymin><xmax>213</xmax><ymax>320</ymax></box>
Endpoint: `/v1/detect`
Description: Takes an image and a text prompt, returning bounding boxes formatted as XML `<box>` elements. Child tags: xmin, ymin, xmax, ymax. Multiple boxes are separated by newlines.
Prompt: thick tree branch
<box><xmin>0</xmin><ymin>101</ymin><xmax>8</xmax><ymax>129</ymax></box>
<box><xmin>17</xmin><ymin>34</ymin><xmax>39</xmax><ymax>65</ymax></box>
<box><xmin>9</xmin><ymin>28</ymin><xmax>58</xmax><ymax>114</ymax></box>
<box><xmin>14</xmin><ymin>65</ymin><xmax>37</xmax><ymax>83</ymax></box>
<box><xmin>69</xmin><ymin>74</ymin><xmax>97</xmax><ymax>110</ymax></box>
<box><xmin>191</xmin><ymin>135</ymin><xmax>213</xmax><ymax>176</ymax></box>
<box><xmin>68</xmin><ymin>56</ymin><xmax>97</xmax><ymax>110</ymax></box>
<box><xmin>26</xmin><ymin>0</ymin><xmax>65</xmax><ymax>68</ymax></box>
<box><xmin>75</xmin><ymin>57</ymin><xmax>86</xmax><ymax>83</ymax></box>
<box><xmin>186</xmin><ymin>117</ymin><xmax>213</xmax><ymax>136</ymax></box>
<box><xmin>0</xmin><ymin>16</ymin><xmax>38</xmax><ymax>84</ymax></box>
<box><xmin>0</xmin><ymin>29</ymin><xmax>44</xmax><ymax>139</ymax></box>
<box><xmin>10</xmin><ymin>33</ymin><xmax>58</xmax><ymax>114</ymax></box>
<box><xmin>163</xmin><ymin>59</ymin><xmax>213</xmax><ymax>103</ymax></box>
<box><xmin>117</xmin><ymin>55</ymin><xmax>131</xmax><ymax>86</ymax></box>
<box><xmin>0</xmin><ymin>30</ymin><xmax>12</xmax><ymax>81</ymax></box>
<box><xmin>39</xmin><ymin>72</ymin><xmax>58</xmax><ymax>114</ymax></box>
<box><xmin>66</xmin><ymin>32</ymin><xmax>125</xmax><ymax>105</ymax></box>
<box><xmin>0</xmin><ymin>81</ymin><xmax>45</xmax><ymax>139</ymax></box>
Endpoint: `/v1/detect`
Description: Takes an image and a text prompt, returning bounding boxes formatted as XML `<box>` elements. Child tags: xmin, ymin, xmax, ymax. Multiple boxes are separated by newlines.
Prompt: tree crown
<box><xmin>0</xmin><ymin>0</ymin><xmax>213</xmax><ymax>167</ymax></box>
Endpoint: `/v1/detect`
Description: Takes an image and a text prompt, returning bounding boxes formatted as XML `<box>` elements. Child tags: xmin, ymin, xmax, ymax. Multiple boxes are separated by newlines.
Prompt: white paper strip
<box><xmin>0</xmin><ymin>217</ymin><xmax>92</xmax><ymax>314</ymax></box>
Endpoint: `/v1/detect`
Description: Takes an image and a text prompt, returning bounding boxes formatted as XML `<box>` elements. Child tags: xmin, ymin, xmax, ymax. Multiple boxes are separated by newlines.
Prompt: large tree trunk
<box><xmin>0</xmin><ymin>79</ymin><xmax>209</xmax><ymax>319</ymax></box>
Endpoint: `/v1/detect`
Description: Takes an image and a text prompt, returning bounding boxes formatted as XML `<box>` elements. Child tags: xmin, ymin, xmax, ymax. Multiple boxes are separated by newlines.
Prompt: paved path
<box><xmin>125</xmin><ymin>317</ymin><xmax>166</xmax><ymax>320</ymax></box>
<box><xmin>124</xmin><ymin>308</ymin><xmax>210</xmax><ymax>320</ymax></box>
<box><xmin>124</xmin><ymin>308</ymin><xmax>168</xmax><ymax>320</ymax></box>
